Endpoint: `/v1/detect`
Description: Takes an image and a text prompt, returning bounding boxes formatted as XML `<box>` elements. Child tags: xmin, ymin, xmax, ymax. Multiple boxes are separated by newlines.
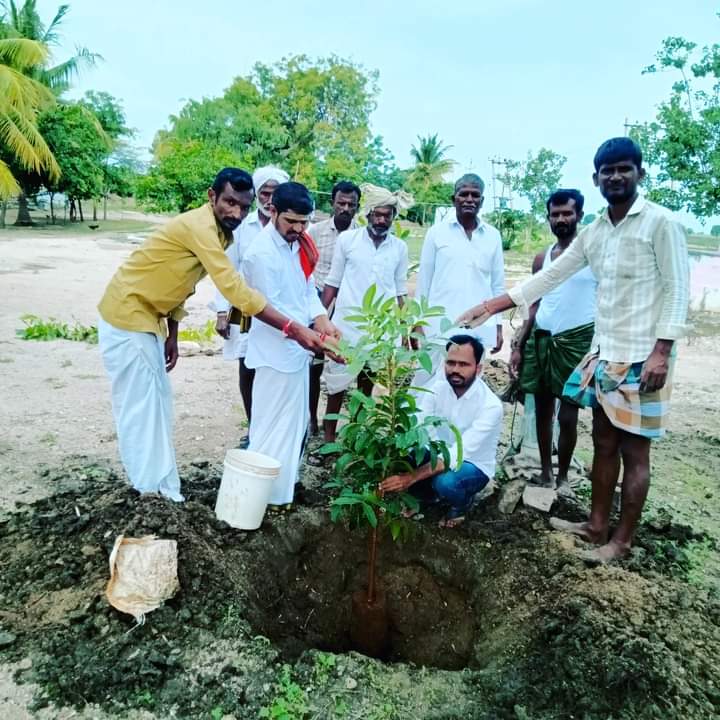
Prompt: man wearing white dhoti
<box><xmin>415</xmin><ymin>173</ymin><xmax>506</xmax><ymax>385</ymax></box>
<box><xmin>242</xmin><ymin>182</ymin><xmax>341</xmax><ymax>508</ymax></box>
<box><xmin>212</xmin><ymin>166</ymin><xmax>289</xmax><ymax>443</ymax></box>
<box><xmin>98</xmin><ymin>168</ymin><xmax>329</xmax><ymax>502</ymax></box>
<box><xmin>315</xmin><ymin>184</ymin><xmax>410</xmax><ymax>452</ymax></box>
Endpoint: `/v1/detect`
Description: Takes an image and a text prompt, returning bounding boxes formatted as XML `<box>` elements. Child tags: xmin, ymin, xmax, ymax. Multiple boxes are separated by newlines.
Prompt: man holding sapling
<box><xmin>97</xmin><ymin>168</ymin><xmax>328</xmax><ymax>502</ymax></box>
<box><xmin>242</xmin><ymin>182</ymin><xmax>342</xmax><ymax>510</ymax></box>
<box><xmin>312</xmin><ymin>184</ymin><xmax>411</xmax><ymax>461</ymax></box>
<box><xmin>211</xmin><ymin>166</ymin><xmax>289</xmax><ymax>446</ymax></box>
<box><xmin>458</xmin><ymin>137</ymin><xmax>689</xmax><ymax>562</ymax></box>
<box><xmin>380</xmin><ymin>335</ymin><xmax>503</xmax><ymax>528</ymax></box>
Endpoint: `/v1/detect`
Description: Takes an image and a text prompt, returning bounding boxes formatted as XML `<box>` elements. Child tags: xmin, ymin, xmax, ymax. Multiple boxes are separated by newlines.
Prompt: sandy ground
<box><xmin>1</xmin><ymin>227</ymin><xmax>718</xmax><ymax>510</ymax></box>
<box><xmin>0</xmin><ymin>226</ymin><xmax>719</xmax><ymax>718</ymax></box>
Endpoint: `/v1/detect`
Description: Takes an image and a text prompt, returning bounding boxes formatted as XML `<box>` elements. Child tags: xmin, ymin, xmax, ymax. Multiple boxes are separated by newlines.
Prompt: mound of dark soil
<box><xmin>0</xmin><ymin>458</ymin><xmax>719</xmax><ymax>719</ymax></box>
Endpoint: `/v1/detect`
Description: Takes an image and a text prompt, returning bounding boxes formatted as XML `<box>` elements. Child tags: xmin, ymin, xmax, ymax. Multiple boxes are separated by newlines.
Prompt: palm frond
<box><xmin>0</xmin><ymin>108</ymin><xmax>60</xmax><ymax>178</ymax></box>
<box><xmin>0</xmin><ymin>158</ymin><xmax>22</xmax><ymax>199</ymax></box>
<box><xmin>42</xmin><ymin>3</ymin><xmax>69</xmax><ymax>45</ymax></box>
<box><xmin>0</xmin><ymin>36</ymin><xmax>47</xmax><ymax>69</ymax></box>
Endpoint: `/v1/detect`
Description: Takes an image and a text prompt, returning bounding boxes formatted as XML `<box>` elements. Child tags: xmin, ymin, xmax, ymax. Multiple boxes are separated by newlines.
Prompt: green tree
<box><xmin>139</xmin><ymin>56</ymin><xmax>394</xmax><ymax>212</ymax></box>
<box><xmin>632</xmin><ymin>23</ymin><xmax>720</xmax><ymax>217</ymax></box>
<box><xmin>80</xmin><ymin>90</ymin><xmax>136</xmax><ymax>218</ymax></box>
<box><xmin>710</xmin><ymin>225</ymin><xmax>720</xmax><ymax>237</ymax></box>
<box><xmin>136</xmin><ymin>138</ymin><xmax>243</xmax><ymax>212</ymax></box>
<box><xmin>405</xmin><ymin>134</ymin><xmax>455</xmax><ymax>224</ymax></box>
<box><xmin>581</xmin><ymin>212</ymin><xmax>597</xmax><ymax>225</ymax></box>
<box><xmin>39</xmin><ymin>101</ymin><xmax>109</xmax><ymax>221</ymax></box>
<box><xmin>1</xmin><ymin>0</ymin><xmax>99</xmax><ymax>224</ymax></box>
<box><xmin>501</xmin><ymin>148</ymin><xmax>566</xmax><ymax>218</ymax></box>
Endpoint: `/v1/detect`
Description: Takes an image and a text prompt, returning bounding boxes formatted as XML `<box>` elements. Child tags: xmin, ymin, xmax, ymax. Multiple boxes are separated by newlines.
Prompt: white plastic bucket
<box><xmin>214</xmin><ymin>449</ymin><xmax>281</xmax><ymax>530</ymax></box>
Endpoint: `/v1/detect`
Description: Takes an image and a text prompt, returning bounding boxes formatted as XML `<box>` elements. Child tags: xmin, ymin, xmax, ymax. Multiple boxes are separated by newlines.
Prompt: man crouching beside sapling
<box><xmin>380</xmin><ymin>335</ymin><xmax>503</xmax><ymax>528</ymax></box>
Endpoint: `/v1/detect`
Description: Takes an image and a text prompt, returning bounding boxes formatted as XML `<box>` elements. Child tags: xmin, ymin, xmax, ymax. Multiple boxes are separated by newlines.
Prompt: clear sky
<box><xmin>37</xmin><ymin>0</ymin><xmax>719</xmax><ymax>223</ymax></box>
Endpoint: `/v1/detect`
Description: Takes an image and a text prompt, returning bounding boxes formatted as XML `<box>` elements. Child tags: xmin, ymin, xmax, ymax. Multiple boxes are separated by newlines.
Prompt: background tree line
<box><xmin>2</xmin><ymin>1</ymin><xmax>719</xmax><ymax>241</ymax></box>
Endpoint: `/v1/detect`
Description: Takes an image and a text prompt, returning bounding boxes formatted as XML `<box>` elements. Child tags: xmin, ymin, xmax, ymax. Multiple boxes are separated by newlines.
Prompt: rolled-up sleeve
<box><xmin>654</xmin><ymin>217</ymin><xmax>690</xmax><ymax>340</ymax></box>
<box><xmin>190</xmin><ymin>229</ymin><xmax>266</xmax><ymax>316</ymax></box>
<box><xmin>508</xmin><ymin>233</ymin><xmax>588</xmax><ymax>318</ymax></box>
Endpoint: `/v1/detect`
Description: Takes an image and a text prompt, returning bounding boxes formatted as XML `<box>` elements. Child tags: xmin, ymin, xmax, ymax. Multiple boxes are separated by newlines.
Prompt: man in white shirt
<box><xmin>307</xmin><ymin>181</ymin><xmax>361</xmax><ymax>434</ymax></box>
<box><xmin>416</xmin><ymin>173</ymin><xmax>505</xmax><ymax>385</ymax></box>
<box><xmin>510</xmin><ymin>189</ymin><xmax>597</xmax><ymax>496</ymax></box>
<box><xmin>213</xmin><ymin>166</ymin><xmax>289</xmax><ymax>443</ymax></box>
<box><xmin>459</xmin><ymin>138</ymin><xmax>689</xmax><ymax>562</ymax></box>
<box><xmin>316</xmin><ymin>186</ymin><xmax>410</xmax><ymax>451</ymax></box>
<box><xmin>380</xmin><ymin>335</ymin><xmax>503</xmax><ymax>528</ymax></box>
<box><xmin>242</xmin><ymin>182</ymin><xmax>341</xmax><ymax>509</ymax></box>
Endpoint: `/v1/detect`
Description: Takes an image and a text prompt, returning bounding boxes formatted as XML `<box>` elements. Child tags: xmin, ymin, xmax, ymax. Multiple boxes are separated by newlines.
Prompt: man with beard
<box><xmin>379</xmin><ymin>335</ymin><xmax>503</xmax><ymax>528</ymax></box>
<box><xmin>242</xmin><ymin>182</ymin><xmax>342</xmax><ymax>510</ymax></box>
<box><xmin>307</xmin><ymin>181</ymin><xmax>361</xmax><ymax>435</ymax></box>
<box><xmin>315</xmin><ymin>184</ymin><xmax>410</xmax><ymax>450</ymax></box>
<box><xmin>416</xmin><ymin>173</ymin><xmax>505</xmax><ymax>386</ymax></box>
<box><xmin>213</xmin><ymin>166</ymin><xmax>289</xmax><ymax>443</ymax></box>
<box><xmin>510</xmin><ymin>189</ymin><xmax>597</xmax><ymax>496</ymax></box>
<box><xmin>98</xmin><ymin>168</ymin><xmax>328</xmax><ymax>501</ymax></box>
<box><xmin>458</xmin><ymin>138</ymin><xmax>689</xmax><ymax>562</ymax></box>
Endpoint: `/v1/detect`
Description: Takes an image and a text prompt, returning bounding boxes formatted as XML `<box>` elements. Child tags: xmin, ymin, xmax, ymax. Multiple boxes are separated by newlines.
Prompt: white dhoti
<box><xmin>323</xmin><ymin>358</ymin><xmax>357</xmax><ymax>395</ymax></box>
<box><xmin>222</xmin><ymin>324</ymin><xmax>249</xmax><ymax>361</ymax></box>
<box><xmin>98</xmin><ymin>317</ymin><xmax>183</xmax><ymax>501</ymax></box>
<box><xmin>248</xmin><ymin>365</ymin><xmax>309</xmax><ymax>505</ymax></box>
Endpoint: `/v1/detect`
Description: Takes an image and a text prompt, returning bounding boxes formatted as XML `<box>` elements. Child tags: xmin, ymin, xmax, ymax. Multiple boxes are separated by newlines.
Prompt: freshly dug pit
<box><xmin>243</xmin><ymin>520</ymin><xmax>480</xmax><ymax>669</ymax></box>
<box><xmin>0</xmin><ymin>458</ymin><xmax>719</xmax><ymax>720</ymax></box>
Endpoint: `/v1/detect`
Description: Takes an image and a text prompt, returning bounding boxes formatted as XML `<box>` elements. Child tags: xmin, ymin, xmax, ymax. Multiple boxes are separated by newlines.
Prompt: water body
<box><xmin>689</xmin><ymin>251</ymin><xmax>720</xmax><ymax>313</ymax></box>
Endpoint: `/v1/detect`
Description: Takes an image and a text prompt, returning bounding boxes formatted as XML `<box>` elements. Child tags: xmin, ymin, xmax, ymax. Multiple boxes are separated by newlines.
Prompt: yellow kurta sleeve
<box><xmin>168</xmin><ymin>303</ymin><xmax>188</xmax><ymax>323</ymax></box>
<box><xmin>184</xmin><ymin>220</ymin><xmax>267</xmax><ymax>316</ymax></box>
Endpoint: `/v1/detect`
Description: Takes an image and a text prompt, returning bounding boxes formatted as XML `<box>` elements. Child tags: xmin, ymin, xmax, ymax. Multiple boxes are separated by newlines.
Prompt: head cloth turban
<box><xmin>359</xmin><ymin>183</ymin><xmax>414</xmax><ymax>216</ymax></box>
<box><xmin>252</xmin><ymin>166</ymin><xmax>289</xmax><ymax>195</ymax></box>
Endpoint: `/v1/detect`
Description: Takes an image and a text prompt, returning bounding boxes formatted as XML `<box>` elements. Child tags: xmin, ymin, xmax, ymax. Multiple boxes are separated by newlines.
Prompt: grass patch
<box><xmin>178</xmin><ymin>320</ymin><xmax>216</xmax><ymax>344</ymax></box>
<box><xmin>17</xmin><ymin>315</ymin><xmax>98</xmax><ymax>344</ymax></box>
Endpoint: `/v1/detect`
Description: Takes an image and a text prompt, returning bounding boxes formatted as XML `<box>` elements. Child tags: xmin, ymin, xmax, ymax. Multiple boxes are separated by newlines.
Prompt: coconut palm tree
<box><xmin>1</xmin><ymin>0</ymin><xmax>99</xmax><ymax>223</ymax></box>
<box><xmin>0</xmin><ymin>36</ymin><xmax>59</xmax><ymax>203</ymax></box>
<box><xmin>407</xmin><ymin>133</ymin><xmax>455</xmax><ymax>224</ymax></box>
<box><xmin>409</xmin><ymin>133</ymin><xmax>455</xmax><ymax>184</ymax></box>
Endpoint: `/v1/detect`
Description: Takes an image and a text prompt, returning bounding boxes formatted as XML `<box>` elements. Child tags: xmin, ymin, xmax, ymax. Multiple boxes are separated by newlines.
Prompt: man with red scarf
<box><xmin>241</xmin><ymin>182</ymin><xmax>341</xmax><ymax>509</ymax></box>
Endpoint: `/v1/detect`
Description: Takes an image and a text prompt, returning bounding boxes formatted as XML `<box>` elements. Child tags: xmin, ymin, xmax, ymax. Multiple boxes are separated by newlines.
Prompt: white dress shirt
<box><xmin>242</xmin><ymin>224</ymin><xmax>326</xmax><ymax>373</ymax></box>
<box><xmin>509</xmin><ymin>197</ymin><xmax>689</xmax><ymax>363</ymax></box>
<box><xmin>418</xmin><ymin>215</ymin><xmax>505</xmax><ymax>351</ymax></box>
<box><xmin>210</xmin><ymin>210</ymin><xmax>265</xmax><ymax>314</ymax></box>
<box><xmin>308</xmin><ymin>216</ymin><xmax>359</xmax><ymax>290</ymax></box>
<box><xmin>325</xmin><ymin>227</ymin><xmax>409</xmax><ymax>343</ymax></box>
<box><xmin>419</xmin><ymin>374</ymin><xmax>503</xmax><ymax>478</ymax></box>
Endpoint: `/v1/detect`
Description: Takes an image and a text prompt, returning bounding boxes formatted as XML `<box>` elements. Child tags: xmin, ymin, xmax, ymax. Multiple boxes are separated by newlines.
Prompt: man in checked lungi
<box><xmin>458</xmin><ymin>137</ymin><xmax>689</xmax><ymax>563</ymax></box>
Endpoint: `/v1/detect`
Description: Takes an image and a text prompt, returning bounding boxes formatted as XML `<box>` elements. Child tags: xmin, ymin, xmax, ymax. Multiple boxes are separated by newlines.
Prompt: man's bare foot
<box><xmin>532</xmin><ymin>472</ymin><xmax>556</xmax><ymax>489</ymax></box>
<box><xmin>556</xmin><ymin>479</ymin><xmax>576</xmax><ymax>499</ymax></box>
<box><xmin>549</xmin><ymin>517</ymin><xmax>607</xmax><ymax>544</ymax></box>
<box><xmin>438</xmin><ymin>507</ymin><xmax>466</xmax><ymax>528</ymax></box>
<box><xmin>579</xmin><ymin>540</ymin><xmax>631</xmax><ymax>565</ymax></box>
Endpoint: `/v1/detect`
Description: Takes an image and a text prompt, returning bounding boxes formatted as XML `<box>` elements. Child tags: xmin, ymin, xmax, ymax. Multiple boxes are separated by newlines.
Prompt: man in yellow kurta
<box><xmin>98</xmin><ymin>167</ymin><xmax>328</xmax><ymax>501</ymax></box>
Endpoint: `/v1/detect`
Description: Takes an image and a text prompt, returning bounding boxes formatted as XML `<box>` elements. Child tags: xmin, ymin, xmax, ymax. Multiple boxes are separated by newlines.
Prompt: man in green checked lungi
<box><xmin>510</xmin><ymin>189</ymin><xmax>597</xmax><ymax>497</ymax></box>
<box><xmin>459</xmin><ymin>138</ymin><xmax>689</xmax><ymax>563</ymax></box>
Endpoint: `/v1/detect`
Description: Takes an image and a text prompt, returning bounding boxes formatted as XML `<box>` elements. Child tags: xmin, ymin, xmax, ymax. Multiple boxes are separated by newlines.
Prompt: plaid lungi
<box><xmin>562</xmin><ymin>352</ymin><xmax>675</xmax><ymax>439</ymax></box>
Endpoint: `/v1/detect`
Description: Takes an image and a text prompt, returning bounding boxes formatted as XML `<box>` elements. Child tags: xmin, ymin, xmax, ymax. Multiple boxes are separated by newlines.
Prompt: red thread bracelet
<box><xmin>282</xmin><ymin>319</ymin><xmax>293</xmax><ymax>337</ymax></box>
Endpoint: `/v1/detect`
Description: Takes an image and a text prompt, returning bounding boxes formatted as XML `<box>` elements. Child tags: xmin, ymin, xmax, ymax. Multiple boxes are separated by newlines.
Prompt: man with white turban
<box><xmin>212</xmin><ymin>165</ymin><xmax>289</xmax><ymax>446</ymax></box>
<box><xmin>312</xmin><ymin>183</ymin><xmax>412</xmax><ymax>454</ymax></box>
